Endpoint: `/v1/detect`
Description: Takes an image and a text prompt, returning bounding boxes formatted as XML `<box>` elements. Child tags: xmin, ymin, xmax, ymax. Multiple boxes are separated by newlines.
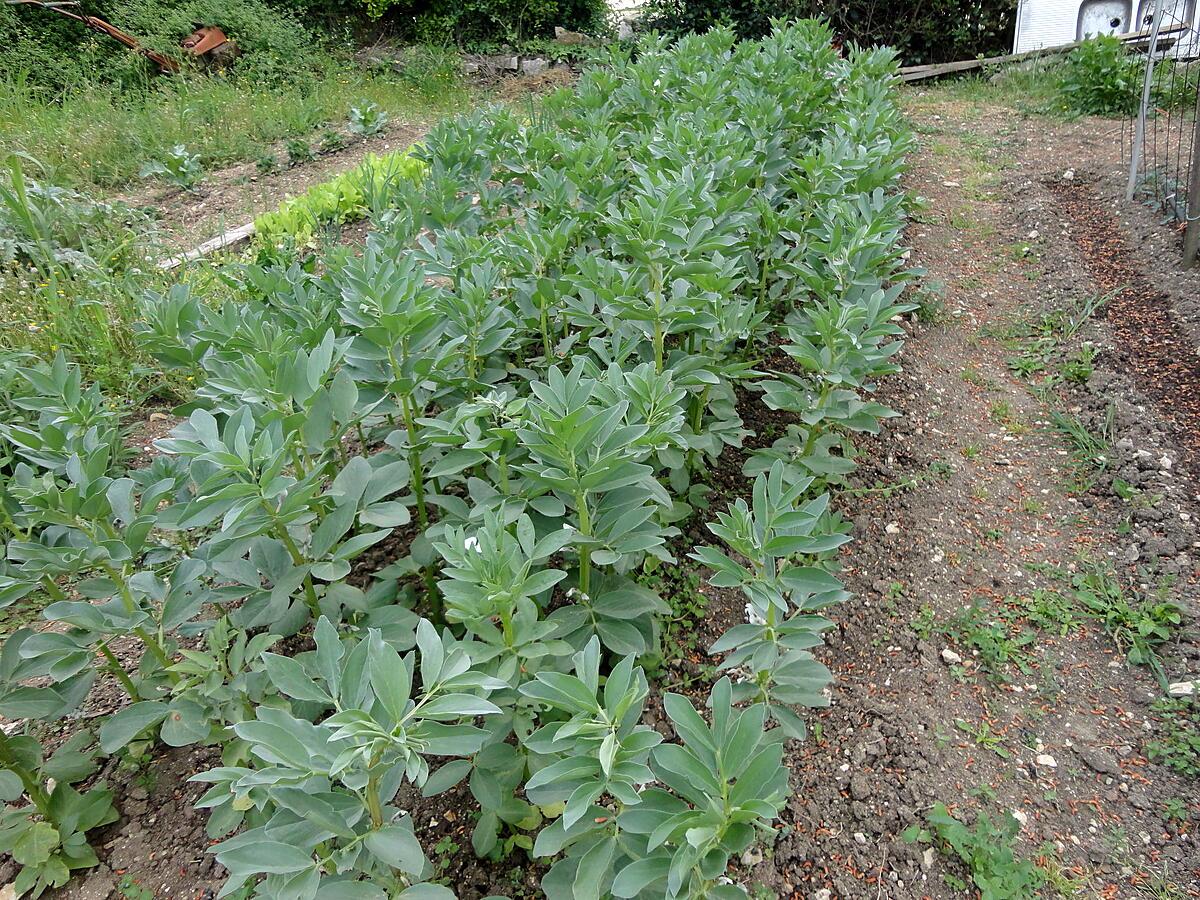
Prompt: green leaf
<box><xmin>422</xmin><ymin>759</ymin><xmax>472</xmax><ymax>797</ymax></box>
<box><xmin>611</xmin><ymin>855</ymin><xmax>671</xmax><ymax>898</ymax></box>
<box><xmin>572</xmin><ymin>834</ymin><xmax>617</xmax><ymax>900</ymax></box>
<box><xmin>361</xmin><ymin>501</ymin><xmax>411</xmax><ymax>528</ymax></box>
<box><xmin>316</xmin><ymin>882</ymin><xmax>386</xmax><ymax>900</ymax></box>
<box><xmin>415</xmin><ymin>618</ymin><xmax>445</xmax><ymax>687</ymax></box>
<box><xmin>217</xmin><ymin>840</ymin><xmax>314</xmax><ymax>875</ymax></box>
<box><xmin>161</xmin><ymin>699</ymin><xmax>214</xmax><ymax>747</ymax></box>
<box><xmin>262</xmin><ymin>652</ymin><xmax>333</xmax><ymax>704</ymax></box>
<box><xmin>419</xmin><ymin>694</ymin><xmax>500</xmax><ymax>720</ymax></box>
<box><xmin>272</xmin><ymin>789</ymin><xmax>354</xmax><ymax>839</ymax></box>
<box><xmin>0</xmin><ymin>686</ymin><xmax>66</xmax><ymax>720</ymax></box>
<box><xmin>368</xmin><ymin>632</ymin><xmax>411</xmax><ymax>721</ymax></box>
<box><xmin>395</xmin><ymin>886</ymin><xmax>457</xmax><ymax>900</ymax></box>
<box><xmin>364</xmin><ymin>824</ymin><xmax>425</xmax><ymax>874</ymax></box>
<box><xmin>0</xmin><ymin>769</ymin><xmax>24</xmax><ymax>801</ymax></box>
<box><xmin>12</xmin><ymin>821</ymin><xmax>59</xmax><ymax>867</ymax></box>
<box><xmin>99</xmin><ymin>702</ymin><xmax>168</xmax><ymax>753</ymax></box>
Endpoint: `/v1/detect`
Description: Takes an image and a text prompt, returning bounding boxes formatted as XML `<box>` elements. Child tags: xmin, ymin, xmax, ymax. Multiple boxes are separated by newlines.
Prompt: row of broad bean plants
<box><xmin>0</xmin><ymin>21</ymin><xmax>914</xmax><ymax>900</ymax></box>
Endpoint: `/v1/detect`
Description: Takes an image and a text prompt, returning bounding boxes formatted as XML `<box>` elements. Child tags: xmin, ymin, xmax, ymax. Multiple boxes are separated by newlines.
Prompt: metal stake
<box><xmin>1127</xmin><ymin>0</ymin><xmax>1167</xmax><ymax>200</ymax></box>
<box><xmin>1183</xmin><ymin>86</ymin><xmax>1200</xmax><ymax>266</ymax></box>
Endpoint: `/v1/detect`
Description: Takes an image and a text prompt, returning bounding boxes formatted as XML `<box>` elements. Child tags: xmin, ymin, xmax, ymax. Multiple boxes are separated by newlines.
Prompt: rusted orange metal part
<box><xmin>180</xmin><ymin>25</ymin><xmax>231</xmax><ymax>57</ymax></box>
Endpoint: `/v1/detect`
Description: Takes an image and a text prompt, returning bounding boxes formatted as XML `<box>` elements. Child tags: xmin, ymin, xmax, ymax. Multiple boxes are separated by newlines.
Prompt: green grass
<box><xmin>905</xmin><ymin>60</ymin><xmax>1063</xmax><ymax>114</ymax></box>
<box><xmin>0</xmin><ymin>64</ymin><xmax>467</xmax><ymax>193</ymax></box>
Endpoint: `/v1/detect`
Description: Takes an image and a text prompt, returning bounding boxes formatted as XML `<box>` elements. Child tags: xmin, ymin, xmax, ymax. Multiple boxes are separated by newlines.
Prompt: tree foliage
<box><xmin>641</xmin><ymin>0</ymin><xmax>1018</xmax><ymax>65</ymax></box>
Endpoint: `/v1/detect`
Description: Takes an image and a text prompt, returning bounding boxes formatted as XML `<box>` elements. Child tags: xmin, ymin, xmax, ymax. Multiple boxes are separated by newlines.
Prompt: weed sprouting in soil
<box><xmin>1146</xmin><ymin>697</ymin><xmax>1200</xmax><ymax>777</ymax></box>
<box><xmin>904</xmin><ymin>802</ymin><xmax>1045</xmax><ymax>895</ymax></box>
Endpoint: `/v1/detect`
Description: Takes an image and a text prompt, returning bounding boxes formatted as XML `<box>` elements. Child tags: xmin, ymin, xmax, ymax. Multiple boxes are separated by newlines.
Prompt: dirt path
<box><xmin>117</xmin><ymin>116</ymin><xmax>433</xmax><ymax>251</ymax></box>
<box><xmin>121</xmin><ymin>69</ymin><xmax>576</xmax><ymax>254</ymax></box>
<box><xmin>756</xmin><ymin>94</ymin><xmax>1200</xmax><ymax>898</ymax></box>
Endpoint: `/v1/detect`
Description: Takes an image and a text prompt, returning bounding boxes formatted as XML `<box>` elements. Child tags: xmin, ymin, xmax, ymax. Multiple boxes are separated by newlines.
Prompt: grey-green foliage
<box><xmin>193</xmin><ymin>616</ymin><xmax>502</xmax><ymax>898</ymax></box>
<box><xmin>518</xmin><ymin>644</ymin><xmax>788</xmax><ymax>899</ymax></box>
<box><xmin>349</xmin><ymin>101</ymin><xmax>390</xmax><ymax>137</ymax></box>
<box><xmin>138</xmin><ymin>144</ymin><xmax>203</xmax><ymax>191</ymax></box>
<box><xmin>692</xmin><ymin>461</ymin><xmax>849</xmax><ymax>738</ymax></box>
<box><xmin>0</xmin><ymin>19</ymin><xmax>916</xmax><ymax>899</ymax></box>
<box><xmin>0</xmin><ymin>640</ymin><xmax>116</xmax><ymax>898</ymax></box>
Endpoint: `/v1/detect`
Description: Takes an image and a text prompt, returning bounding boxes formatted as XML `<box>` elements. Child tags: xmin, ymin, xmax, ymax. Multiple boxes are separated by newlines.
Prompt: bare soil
<box><xmin>748</xmin><ymin>92</ymin><xmax>1200</xmax><ymax>899</ymax></box>
<box><xmin>118</xmin><ymin>117</ymin><xmax>434</xmax><ymax>251</ymax></box>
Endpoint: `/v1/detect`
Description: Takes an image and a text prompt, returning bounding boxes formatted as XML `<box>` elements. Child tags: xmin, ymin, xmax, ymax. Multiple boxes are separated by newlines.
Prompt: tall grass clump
<box><xmin>0</xmin><ymin>157</ymin><xmax>169</xmax><ymax>396</ymax></box>
<box><xmin>0</xmin><ymin>69</ymin><xmax>466</xmax><ymax>192</ymax></box>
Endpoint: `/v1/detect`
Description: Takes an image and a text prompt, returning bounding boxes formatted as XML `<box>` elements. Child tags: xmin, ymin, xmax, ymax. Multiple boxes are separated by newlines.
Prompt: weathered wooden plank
<box><xmin>900</xmin><ymin>24</ymin><xmax>1186</xmax><ymax>82</ymax></box>
<box><xmin>158</xmin><ymin>220</ymin><xmax>256</xmax><ymax>270</ymax></box>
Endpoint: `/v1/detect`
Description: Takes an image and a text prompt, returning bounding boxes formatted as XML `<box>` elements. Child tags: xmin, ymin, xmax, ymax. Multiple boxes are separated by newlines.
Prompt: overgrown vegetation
<box><xmin>379</xmin><ymin>0</ymin><xmax>610</xmax><ymax>47</ymax></box>
<box><xmin>1147</xmin><ymin>697</ymin><xmax>1200</xmax><ymax>778</ymax></box>
<box><xmin>1058</xmin><ymin>35</ymin><xmax>1143</xmax><ymax>117</ymax></box>
<box><xmin>0</xmin><ymin>0</ymin><xmax>332</xmax><ymax>88</ymax></box>
<box><xmin>0</xmin><ymin>22</ymin><xmax>914</xmax><ymax>897</ymax></box>
<box><xmin>0</xmin><ymin>47</ymin><xmax>464</xmax><ymax>192</ymax></box>
<box><xmin>0</xmin><ymin>159</ymin><xmax>170</xmax><ymax>394</ymax></box>
<box><xmin>641</xmin><ymin>0</ymin><xmax>1017</xmax><ymax>65</ymax></box>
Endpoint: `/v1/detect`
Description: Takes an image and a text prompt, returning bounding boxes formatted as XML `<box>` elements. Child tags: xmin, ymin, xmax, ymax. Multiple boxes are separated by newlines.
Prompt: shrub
<box><xmin>0</xmin><ymin>0</ymin><xmax>325</xmax><ymax>89</ymax></box>
<box><xmin>1059</xmin><ymin>35</ymin><xmax>1142</xmax><ymax>116</ymax></box>
<box><xmin>373</xmin><ymin>0</ymin><xmax>610</xmax><ymax>47</ymax></box>
<box><xmin>640</xmin><ymin>0</ymin><xmax>1017</xmax><ymax>65</ymax></box>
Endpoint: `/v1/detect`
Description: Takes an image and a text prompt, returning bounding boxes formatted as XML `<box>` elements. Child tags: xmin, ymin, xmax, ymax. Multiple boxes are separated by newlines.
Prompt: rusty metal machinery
<box><xmin>5</xmin><ymin>0</ymin><xmax>236</xmax><ymax>73</ymax></box>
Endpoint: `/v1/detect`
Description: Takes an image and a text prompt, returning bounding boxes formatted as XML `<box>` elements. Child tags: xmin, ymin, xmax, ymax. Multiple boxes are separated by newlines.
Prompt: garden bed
<box><xmin>3</xmin><ymin>34</ymin><xmax>1199</xmax><ymax>900</ymax></box>
<box><xmin>1</xmin><ymin>24</ymin><xmax>916</xmax><ymax>900</ymax></box>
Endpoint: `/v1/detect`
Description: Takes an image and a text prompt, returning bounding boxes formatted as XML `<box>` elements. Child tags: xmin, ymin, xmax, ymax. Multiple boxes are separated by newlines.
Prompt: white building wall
<box><xmin>1014</xmin><ymin>0</ymin><xmax>1127</xmax><ymax>51</ymax></box>
<box><xmin>1014</xmin><ymin>0</ymin><xmax>1200</xmax><ymax>55</ymax></box>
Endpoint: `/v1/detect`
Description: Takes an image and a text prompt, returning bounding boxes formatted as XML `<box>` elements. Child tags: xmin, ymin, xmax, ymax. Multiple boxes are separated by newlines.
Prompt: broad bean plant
<box><xmin>0</xmin><ymin>21</ymin><xmax>915</xmax><ymax>900</ymax></box>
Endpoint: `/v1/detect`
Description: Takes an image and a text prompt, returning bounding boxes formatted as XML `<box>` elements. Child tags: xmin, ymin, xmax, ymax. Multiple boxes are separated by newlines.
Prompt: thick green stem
<box><xmin>98</xmin><ymin>643</ymin><xmax>140</xmax><ymax>700</ymax></box>
<box><xmin>539</xmin><ymin>302</ymin><xmax>552</xmax><ymax>359</ymax></box>
<box><xmin>401</xmin><ymin>396</ymin><xmax>428</xmax><ymax>528</ymax></box>
<box><xmin>650</xmin><ymin>264</ymin><xmax>666</xmax><ymax>374</ymax></box>
<box><xmin>365</xmin><ymin>772</ymin><xmax>385</xmax><ymax>830</ymax></box>
<box><xmin>40</xmin><ymin>575</ymin><xmax>67</xmax><ymax>602</ymax></box>
<box><xmin>422</xmin><ymin>567</ymin><xmax>443</xmax><ymax>625</ymax></box>
<box><xmin>467</xmin><ymin>340</ymin><xmax>479</xmax><ymax>386</ymax></box>
<box><xmin>686</xmin><ymin>385</ymin><xmax>711</xmax><ymax>474</ymax></box>
<box><xmin>575</xmin><ymin>491</ymin><xmax>592</xmax><ymax>597</ymax></box>
<box><xmin>497</xmin><ymin>451</ymin><xmax>509</xmax><ymax>494</ymax></box>
<box><xmin>106</xmin><ymin>567</ymin><xmax>180</xmax><ymax>683</ymax></box>
<box><xmin>267</xmin><ymin>513</ymin><xmax>321</xmax><ymax>619</ymax></box>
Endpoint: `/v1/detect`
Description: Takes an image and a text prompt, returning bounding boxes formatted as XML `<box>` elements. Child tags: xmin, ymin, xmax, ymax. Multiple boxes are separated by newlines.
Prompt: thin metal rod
<box><xmin>1128</xmin><ymin>0</ymin><xmax>1167</xmax><ymax>200</ymax></box>
<box><xmin>1183</xmin><ymin>82</ymin><xmax>1200</xmax><ymax>265</ymax></box>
